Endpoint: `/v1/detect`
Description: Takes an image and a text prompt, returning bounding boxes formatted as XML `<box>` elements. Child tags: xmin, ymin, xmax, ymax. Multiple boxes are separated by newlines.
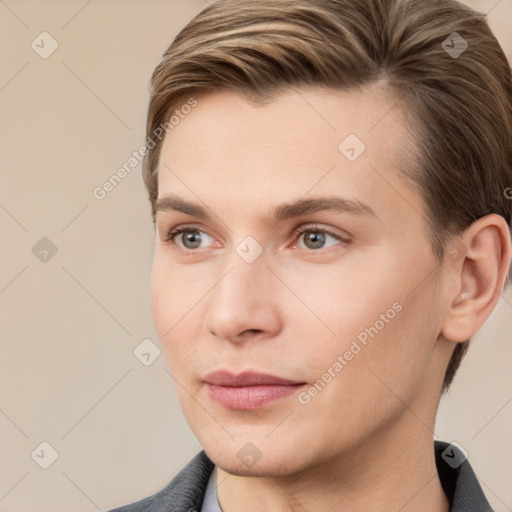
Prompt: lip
<box><xmin>203</xmin><ymin>370</ymin><xmax>306</xmax><ymax>410</ymax></box>
<box><xmin>203</xmin><ymin>370</ymin><xmax>305</xmax><ymax>387</ymax></box>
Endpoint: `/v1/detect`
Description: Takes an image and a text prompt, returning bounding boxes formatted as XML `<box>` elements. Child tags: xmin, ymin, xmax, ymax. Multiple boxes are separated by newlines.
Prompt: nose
<box><xmin>203</xmin><ymin>255</ymin><xmax>283</xmax><ymax>344</ymax></box>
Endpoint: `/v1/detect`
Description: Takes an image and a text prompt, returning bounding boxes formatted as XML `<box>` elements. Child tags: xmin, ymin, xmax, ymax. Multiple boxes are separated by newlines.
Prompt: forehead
<box><xmin>157</xmin><ymin>86</ymin><xmax>418</xmax><ymax>224</ymax></box>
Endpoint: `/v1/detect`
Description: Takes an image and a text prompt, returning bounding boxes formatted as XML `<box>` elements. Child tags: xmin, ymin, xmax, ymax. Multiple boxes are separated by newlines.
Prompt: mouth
<box><xmin>203</xmin><ymin>370</ymin><xmax>307</xmax><ymax>410</ymax></box>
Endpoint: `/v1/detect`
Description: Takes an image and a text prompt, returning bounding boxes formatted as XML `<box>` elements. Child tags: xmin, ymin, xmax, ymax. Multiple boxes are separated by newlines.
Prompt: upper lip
<box><xmin>203</xmin><ymin>370</ymin><xmax>305</xmax><ymax>387</ymax></box>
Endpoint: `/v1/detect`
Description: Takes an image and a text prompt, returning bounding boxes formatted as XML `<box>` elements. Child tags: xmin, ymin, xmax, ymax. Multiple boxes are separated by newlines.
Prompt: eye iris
<box><xmin>304</xmin><ymin>231</ymin><xmax>325</xmax><ymax>249</ymax></box>
<box><xmin>182</xmin><ymin>231</ymin><xmax>202</xmax><ymax>249</ymax></box>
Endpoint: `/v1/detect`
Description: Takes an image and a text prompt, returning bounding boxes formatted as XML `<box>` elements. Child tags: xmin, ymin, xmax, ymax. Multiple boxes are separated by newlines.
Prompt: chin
<box><xmin>206</xmin><ymin>449</ymin><xmax>303</xmax><ymax>477</ymax></box>
<box><xmin>200</xmin><ymin>436</ymin><xmax>315</xmax><ymax>478</ymax></box>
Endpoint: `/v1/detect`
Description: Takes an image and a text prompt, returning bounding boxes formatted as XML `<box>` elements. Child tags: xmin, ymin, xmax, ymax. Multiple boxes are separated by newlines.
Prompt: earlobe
<box><xmin>441</xmin><ymin>214</ymin><xmax>512</xmax><ymax>343</ymax></box>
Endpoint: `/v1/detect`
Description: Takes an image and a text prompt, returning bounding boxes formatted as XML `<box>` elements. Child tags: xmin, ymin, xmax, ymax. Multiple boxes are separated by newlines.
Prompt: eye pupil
<box><xmin>183</xmin><ymin>231</ymin><xmax>202</xmax><ymax>249</ymax></box>
<box><xmin>304</xmin><ymin>231</ymin><xmax>326</xmax><ymax>249</ymax></box>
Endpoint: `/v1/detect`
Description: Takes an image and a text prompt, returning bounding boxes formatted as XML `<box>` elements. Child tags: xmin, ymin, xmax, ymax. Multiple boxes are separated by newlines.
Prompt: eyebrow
<box><xmin>155</xmin><ymin>194</ymin><xmax>377</xmax><ymax>223</ymax></box>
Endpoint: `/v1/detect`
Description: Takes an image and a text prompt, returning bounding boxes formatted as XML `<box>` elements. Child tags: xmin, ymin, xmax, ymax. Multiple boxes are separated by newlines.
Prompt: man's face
<box><xmin>151</xmin><ymin>86</ymin><xmax>449</xmax><ymax>476</ymax></box>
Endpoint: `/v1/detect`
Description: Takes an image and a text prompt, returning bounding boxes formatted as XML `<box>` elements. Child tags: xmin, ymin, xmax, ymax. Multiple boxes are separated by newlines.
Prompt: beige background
<box><xmin>0</xmin><ymin>0</ymin><xmax>511</xmax><ymax>510</ymax></box>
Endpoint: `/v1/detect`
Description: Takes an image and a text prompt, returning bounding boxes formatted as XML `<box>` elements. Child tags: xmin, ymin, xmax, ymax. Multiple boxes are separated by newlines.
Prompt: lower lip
<box><xmin>207</xmin><ymin>383</ymin><xmax>305</xmax><ymax>410</ymax></box>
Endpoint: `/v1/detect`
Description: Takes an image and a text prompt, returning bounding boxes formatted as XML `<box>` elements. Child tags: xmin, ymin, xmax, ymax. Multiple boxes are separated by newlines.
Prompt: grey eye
<box><xmin>181</xmin><ymin>230</ymin><xmax>204</xmax><ymax>249</ymax></box>
<box><xmin>296</xmin><ymin>228</ymin><xmax>343</xmax><ymax>250</ymax></box>
<box><xmin>302</xmin><ymin>231</ymin><xmax>327</xmax><ymax>249</ymax></box>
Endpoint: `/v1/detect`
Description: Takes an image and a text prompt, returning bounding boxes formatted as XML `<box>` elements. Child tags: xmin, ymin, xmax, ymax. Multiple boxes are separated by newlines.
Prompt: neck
<box><xmin>216</xmin><ymin>418</ymin><xmax>450</xmax><ymax>512</ymax></box>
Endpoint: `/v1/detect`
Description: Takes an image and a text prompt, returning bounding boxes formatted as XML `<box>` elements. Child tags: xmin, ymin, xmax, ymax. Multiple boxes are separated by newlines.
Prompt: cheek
<box><xmin>290</xmin><ymin>282</ymin><xmax>441</xmax><ymax>448</ymax></box>
<box><xmin>150</xmin><ymin>262</ymin><xmax>171</xmax><ymax>339</ymax></box>
<box><xmin>279</xmin><ymin>257</ymin><xmax>402</xmax><ymax>350</ymax></box>
<box><xmin>150</xmin><ymin>259</ymin><xmax>201</xmax><ymax>371</ymax></box>
<box><xmin>150</xmin><ymin>253</ymin><xmax>209</xmax><ymax>334</ymax></box>
<box><xmin>287</xmin><ymin>251</ymin><xmax>441</xmax><ymax>393</ymax></box>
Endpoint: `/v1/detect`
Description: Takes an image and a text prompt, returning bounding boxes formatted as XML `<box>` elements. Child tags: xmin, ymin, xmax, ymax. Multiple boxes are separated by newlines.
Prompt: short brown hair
<box><xmin>143</xmin><ymin>0</ymin><xmax>512</xmax><ymax>391</ymax></box>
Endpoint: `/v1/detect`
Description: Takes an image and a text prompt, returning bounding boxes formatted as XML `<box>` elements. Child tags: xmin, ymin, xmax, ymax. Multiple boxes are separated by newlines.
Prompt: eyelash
<box><xmin>163</xmin><ymin>224</ymin><xmax>210</xmax><ymax>252</ymax></box>
<box><xmin>291</xmin><ymin>224</ymin><xmax>351</xmax><ymax>250</ymax></box>
<box><xmin>163</xmin><ymin>223</ymin><xmax>351</xmax><ymax>256</ymax></box>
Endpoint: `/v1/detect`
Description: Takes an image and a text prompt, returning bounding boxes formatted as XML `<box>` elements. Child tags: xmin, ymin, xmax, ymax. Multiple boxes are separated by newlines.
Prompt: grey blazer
<box><xmin>108</xmin><ymin>441</ymin><xmax>493</xmax><ymax>511</ymax></box>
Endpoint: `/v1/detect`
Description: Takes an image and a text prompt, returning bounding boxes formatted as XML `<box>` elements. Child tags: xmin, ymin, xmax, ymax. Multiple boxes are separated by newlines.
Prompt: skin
<box><xmin>150</xmin><ymin>85</ymin><xmax>511</xmax><ymax>512</ymax></box>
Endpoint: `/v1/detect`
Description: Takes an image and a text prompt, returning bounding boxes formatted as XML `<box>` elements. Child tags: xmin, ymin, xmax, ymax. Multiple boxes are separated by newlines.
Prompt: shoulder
<box><xmin>434</xmin><ymin>441</ymin><xmax>494</xmax><ymax>512</ymax></box>
<box><xmin>107</xmin><ymin>450</ymin><xmax>215</xmax><ymax>512</ymax></box>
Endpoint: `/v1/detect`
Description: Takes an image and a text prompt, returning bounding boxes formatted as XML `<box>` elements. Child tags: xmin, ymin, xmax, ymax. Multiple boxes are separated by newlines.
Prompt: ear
<box><xmin>441</xmin><ymin>214</ymin><xmax>512</xmax><ymax>343</ymax></box>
